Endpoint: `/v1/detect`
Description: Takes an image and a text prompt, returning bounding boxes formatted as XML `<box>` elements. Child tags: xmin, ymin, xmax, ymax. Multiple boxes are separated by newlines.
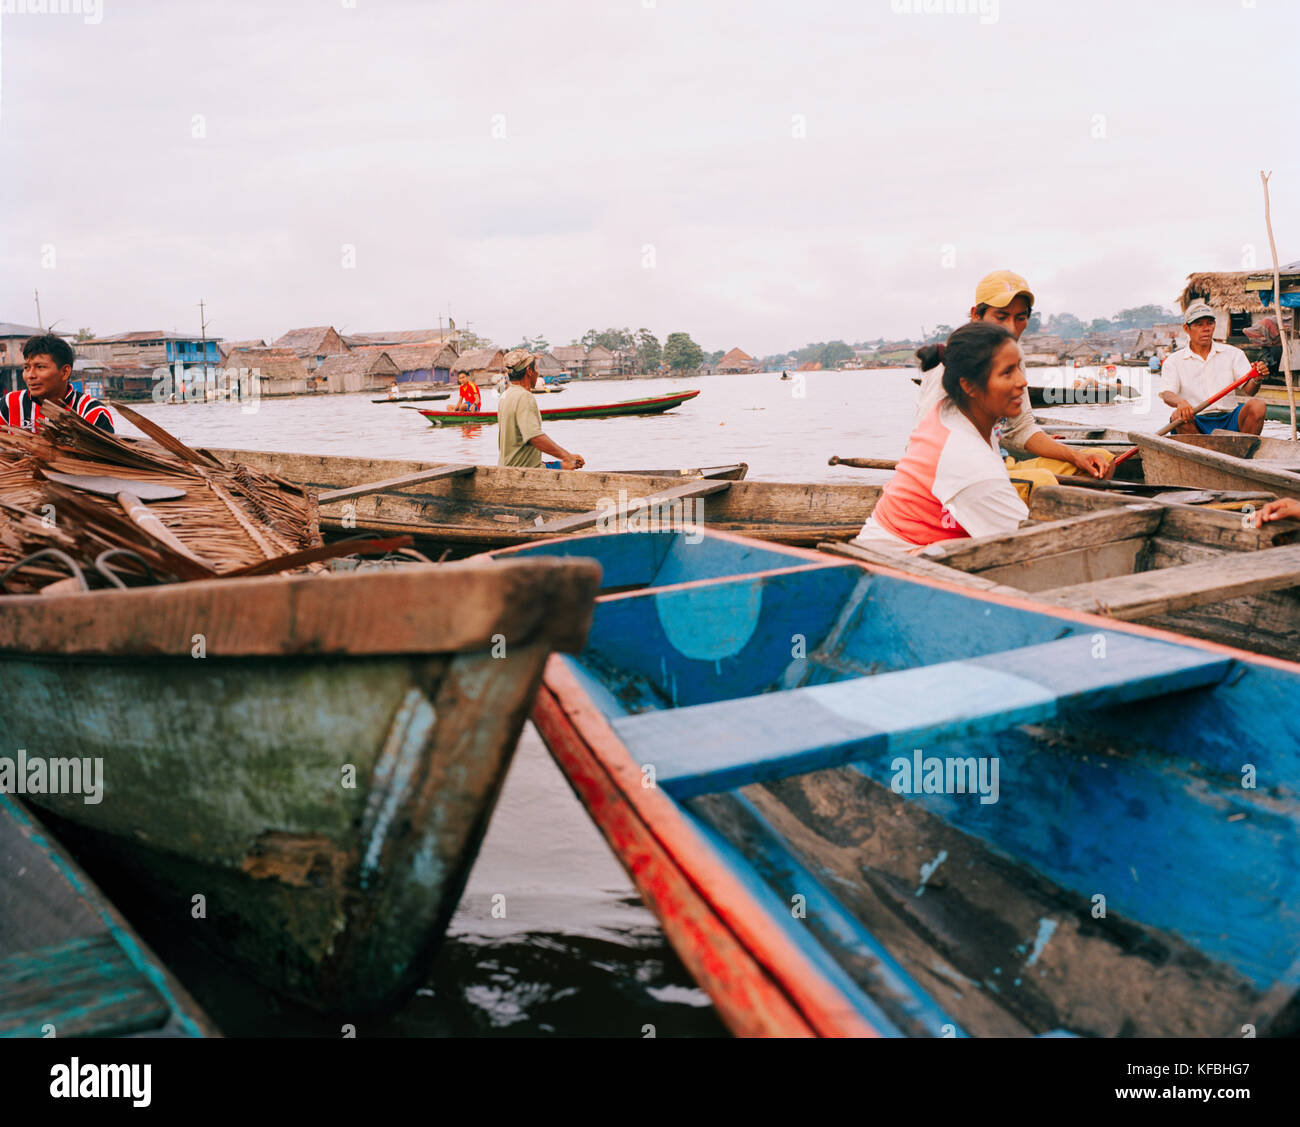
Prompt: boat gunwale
<box><xmin>0</xmin><ymin>558</ymin><xmax>601</xmax><ymax>658</ymax></box>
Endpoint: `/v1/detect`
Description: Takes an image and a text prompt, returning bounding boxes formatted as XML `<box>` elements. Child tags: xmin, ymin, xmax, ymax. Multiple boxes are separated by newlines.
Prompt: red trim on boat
<box><xmin>535</xmin><ymin>657</ymin><xmax>881</xmax><ymax>1038</ymax></box>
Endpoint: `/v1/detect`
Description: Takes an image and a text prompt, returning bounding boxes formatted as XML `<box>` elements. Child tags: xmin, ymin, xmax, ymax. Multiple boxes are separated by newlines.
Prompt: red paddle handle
<box><xmin>1110</xmin><ymin>369</ymin><xmax>1261</xmax><ymax>470</ymax></box>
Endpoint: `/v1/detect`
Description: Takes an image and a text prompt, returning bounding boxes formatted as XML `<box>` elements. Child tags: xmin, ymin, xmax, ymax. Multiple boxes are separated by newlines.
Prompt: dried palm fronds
<box><xmin>0</xmin><ymin>403</ymin><xmax>324</xmax><ymax>594</ymax></box>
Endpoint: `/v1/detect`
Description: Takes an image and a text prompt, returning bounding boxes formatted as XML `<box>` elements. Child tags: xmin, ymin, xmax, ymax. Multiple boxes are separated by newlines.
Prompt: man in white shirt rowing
<box><xmin>914</xmin><ymin>270</ymin><xmax>1110</xmax><ymax>481</ymax></box>
<box><xmin>1160</xmin><ymin>300</ymin><xmax>1268</xmax><ymax>435</ymax></box>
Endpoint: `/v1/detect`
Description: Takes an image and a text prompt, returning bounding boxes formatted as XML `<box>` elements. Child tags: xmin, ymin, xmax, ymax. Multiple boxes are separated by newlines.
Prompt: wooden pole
<box><xmin>1261</xmin><ymin>170</ymin><xmax>1297</xmax><ymax>441</ymax></box>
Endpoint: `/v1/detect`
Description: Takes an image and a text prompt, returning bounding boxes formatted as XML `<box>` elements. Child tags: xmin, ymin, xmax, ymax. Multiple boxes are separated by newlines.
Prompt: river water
<box><xmin>109</xmin><ymin>368</ymin><xmax>1286</xmax><ymax>1037</ymax></box>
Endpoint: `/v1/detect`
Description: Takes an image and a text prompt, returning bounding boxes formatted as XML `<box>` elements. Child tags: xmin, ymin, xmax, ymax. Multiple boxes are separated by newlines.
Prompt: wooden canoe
<box><xmin>1</xmin><ymin>793</ymin><xmax>215</xmax><ymax>1037</ymax></box>
<box><xmin>0</xmin><ymin>559</ymin><xmax>600</xmax><ymax>1012</ymax></box>
<box><xmin>500</xmin><ymin>528</ymin><xmax>1300</xmax><ymax>1037</ymax></box>
<box><xmin>1130</xmin><ymin>432</ymin><xmax>1300</xmax><ymax>500</ymax></box>
<box><xmin>418</xmin><ymin>389</ymin><xmax>700</xmax><ymax>426</ymax></box>
<box><xmin>825</xmin><ymin>485</ymin><xmax>1300</xmax><ymax>661</ymax></box>
<box><xmin>203</xmin><ymin>448</ymin><xmax>877</xmax><ymax>552</ymax></box>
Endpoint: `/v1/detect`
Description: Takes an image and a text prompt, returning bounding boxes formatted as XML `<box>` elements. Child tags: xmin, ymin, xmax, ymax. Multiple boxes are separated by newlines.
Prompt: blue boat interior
<box><xmin>521</xmin><ymin>530</ymin><xmax>1300</xmax><ymax>1038</ymax></box>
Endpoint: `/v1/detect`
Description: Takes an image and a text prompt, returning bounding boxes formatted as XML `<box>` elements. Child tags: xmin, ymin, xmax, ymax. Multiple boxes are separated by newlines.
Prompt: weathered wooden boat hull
<box><xmin>0</xmin><ymin>561</ymin><xmax>599</xmax><ymax>1012</ymax></box>
<box><xmin>827</xmin><ymin>486</ymin><xmax>1300</xmax><ymax>661</ymax></box>
<box><xmin>418</xmin><ymin>389</ymin><xmax>700</xmax><ymax>425</ymax></box>
<box><xmin>501</xmin><ymin>529</ymin><xmax>1300</xmax><ymax>1038</ymax></box>
<box><xmin>1131</xmin><ymin>432</ymin><xmax>1300</xmax><ymax>500</ymax></box>
<box><xmin>205</xmin><ymin>449</ymin><xmax>875</xmax><ymax>551</ymax></box>
<box><xmin>1</xmin><ymin>794</ymin><xmax>215</xmax><ymax>1037</ymax></box>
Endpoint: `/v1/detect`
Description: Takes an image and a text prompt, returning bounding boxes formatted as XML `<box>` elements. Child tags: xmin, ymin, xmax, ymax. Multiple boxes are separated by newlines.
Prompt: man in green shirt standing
<box><xmin>497</xmin><ymin>350</ymin><xmax>585</xmax><ymax>469</ymax></box>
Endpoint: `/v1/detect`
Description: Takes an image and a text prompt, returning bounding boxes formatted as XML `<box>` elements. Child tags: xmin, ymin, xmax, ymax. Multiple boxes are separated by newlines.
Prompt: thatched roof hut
<box><xmin>451</xmin><ymin>349</ymin><xmax>505</xmax><ymax>381</ymax></box>
<box><xmin>383</xmin><ymin>344</ymin><xmax>459</xmax><ymax>377</ymax></box>
<box><xmin>315</xmin><ymin>350</ymin><xmax>400</xmax><ymax>393</ymax></box>
<box><xmin>272</xmin><ymin>326</ymin><xmax>349</xmax><ymax>360</ymax></box>
<box><xmin>717</xmin><ymin>347</ymin><xmax>757</xmax><ymax>374</ymax></box>
<box><xmin>1179</xmin><ymin>272</ymin><xmax>1266</xmax><ymax>315</ymax></box>
<box><xmin>223</xmin><ymin>348</ymin><xmax>312</xmax><ymax>396</ymax></box>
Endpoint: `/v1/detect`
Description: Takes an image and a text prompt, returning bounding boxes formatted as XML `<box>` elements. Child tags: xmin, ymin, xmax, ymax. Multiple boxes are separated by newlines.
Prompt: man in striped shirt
<box><xmin>1</xmin><ymin>335</ymin><xmax>114</xmax><ymax>434</ymax></box>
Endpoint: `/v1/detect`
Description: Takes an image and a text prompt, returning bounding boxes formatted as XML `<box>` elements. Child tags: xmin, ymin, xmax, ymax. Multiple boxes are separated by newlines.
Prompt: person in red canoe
<box><xmin>450</xmin><ymin>370</ymin><xmax>482</xmax><ymax>413</ymax></box>
<box><xmin>1</xmin><ymin>334</ymin><xmax>114</xmax><ymax>434</ymax></box>
<box><xmin>854</xmin><ymin>321</ymin><xmax>1028</xmax><ymax>550</ymax></box>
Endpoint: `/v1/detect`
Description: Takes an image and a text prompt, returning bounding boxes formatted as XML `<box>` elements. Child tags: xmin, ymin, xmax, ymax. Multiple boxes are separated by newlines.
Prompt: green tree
<box><xmin>663</xmin><ymin>332</ymin><xmax>704</xmax><ymax>373</ymax></box>
<box><xmin>73</xmin><ymin>327</ymin><xmax>95</xmax><ymax>342</ymax></box>
<box><xmin>634</xmin><ymin>328</ymin><xmax>661</xmax><ymax>373</ymax></box>
<box><xmin>819</xmin><ymin>340</ymin><xmax>853</xmax><ymax>368</ymax></box>
<box><xmin>513</xmin><ymin>335</ymin><xmax>550</xmax><ymax>353</ymax></box>
<box><xmin>459</xmin><ymin>330</ymin><xmax>494</xmax><ymax>349</ymax></box>
<box><xmin>1111</xmin><ymin>305</ymin><xmax>1174</xmax><ymax>329</ymax></box>
<box><xmin>924</xmin><ymin>324</ymin><xmax>954</xmax><ymax>344</ymax></box>
<box><xmin>1045</xmin><ymin>313</ymin><xmax>1085</xmax><ymax>339</ymax></box>
<box><xmin>1026</xmin><ymin>313</ymin><xmax>1042</xmax><ymax>334</ymax></box>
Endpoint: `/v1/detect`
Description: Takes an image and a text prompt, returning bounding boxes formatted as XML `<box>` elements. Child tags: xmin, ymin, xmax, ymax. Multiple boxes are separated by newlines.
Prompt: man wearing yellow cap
<box><xmin>915</xmin><ymin>270</ymin><xmax>1111</xmax><ymax>494</ymax></box>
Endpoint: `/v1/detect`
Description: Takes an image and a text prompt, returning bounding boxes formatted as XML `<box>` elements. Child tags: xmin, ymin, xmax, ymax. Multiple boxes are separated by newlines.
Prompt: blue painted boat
<box><xmin>498</xmin><ymin>528</ymin><xmax>1300</xmax><ymax>1037</ymax></box>
<box><xmin>0</xmin><ymin>794</ymin><xmax>215</xmax><ymax>1037</ymax></box>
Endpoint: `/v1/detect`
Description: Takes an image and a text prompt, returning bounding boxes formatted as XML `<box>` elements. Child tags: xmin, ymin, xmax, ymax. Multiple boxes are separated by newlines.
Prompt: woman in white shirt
<box><xmin>856</xmin><ymin>322</ymin><xmax>1030</xmax><ymax>550</ymax></box>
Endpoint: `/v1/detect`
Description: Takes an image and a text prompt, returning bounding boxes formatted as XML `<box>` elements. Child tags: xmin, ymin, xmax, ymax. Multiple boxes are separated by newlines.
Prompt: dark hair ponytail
<box><xmin>939</xmin><ymin>322</ymin><xmax>1015</xmax><ymax>408</ymax></box>
<box><xmin>915</xmin><ymin>343</ymin><xmax>945</xmax><ymax>372</ymax></box>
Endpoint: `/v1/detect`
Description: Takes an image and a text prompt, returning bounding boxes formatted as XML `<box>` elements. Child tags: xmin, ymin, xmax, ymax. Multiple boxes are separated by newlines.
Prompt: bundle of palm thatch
<box><xmin>0</xmin><ymin>401</ymin><xmax>323</xmax><ymax>594</ymax></box>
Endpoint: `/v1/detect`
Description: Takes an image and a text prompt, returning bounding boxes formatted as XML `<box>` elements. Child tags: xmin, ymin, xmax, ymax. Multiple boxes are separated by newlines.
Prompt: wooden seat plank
<box><xmin>533</xmin><ymin>479</ymin><xmax>732</xmax><ymax>534</ymax></box>
<box><xmin>1037</xmin><ymin>542</ymin><xmax>1300</xmax><ymax>620</ymax></box>
<box><xmin>916</xmin><ymin>506</ymin><xmax>1164</xmax><ymax>571</ymax></box>
<box><xmin>612</xmin><ymin>634</ymin><xmax>1233</xmax><ymax>798</ymax></box>
<box><xmin>317</xmin><ymin>464</ymin><xmax>476</xmax><ymax>504</ymax></box>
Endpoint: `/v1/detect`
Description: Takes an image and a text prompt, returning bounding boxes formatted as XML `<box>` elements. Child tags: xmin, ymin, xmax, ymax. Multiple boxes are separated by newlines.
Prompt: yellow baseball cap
<box><xmin>974</xmin><ymin>270</ymin><xmax>1034</xmax><ymax>309</ymax></box>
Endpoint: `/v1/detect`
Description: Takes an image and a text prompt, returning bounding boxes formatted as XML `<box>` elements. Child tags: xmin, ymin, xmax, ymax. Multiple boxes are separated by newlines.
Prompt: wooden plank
<box><xmin>976</xmin><ymin>538</ymin><xmax>1146</xmax><ymax>591</ymax></box>
<box><xmin>0</xmin><ymin>935</ymin><xmax>169</xmax><ymax>1037</ymax></box>
<box><xmin>1133</xmin><ymin>433</ymin><xmax>1300</xmax><ymax>499</ymax></box>
<box><xmin>916</xmin><ymin>506</ymin><xmax>1164</xmax><ymax>572</ymax></box>
<box><xmin>818</xmin><ymin>541</ymin><xmax>1014</xmax><ymax>593</ymax></box>
<box><xmin>533</xmin><ymin>479</ymin><xmax>732</xmax><ymax>534</ymax></box>
<box><xmin>317</xmin><ymin>464</ymin><xmax>475</xmax><ymax>504</ymax></box>
<box><xmin>0</xmin><ymin>558</ymin><xmax>600</xmax><ymax>657</ymax></box>
<box><xmin>1037</xmin><ymin>543</ymin><xmax>1300</xmax><ymax>620</ymax></box>
<box><xmin>612</xmin><ymin>634</ymin><xmax>1232</xmax><ymax>798</ymax></box>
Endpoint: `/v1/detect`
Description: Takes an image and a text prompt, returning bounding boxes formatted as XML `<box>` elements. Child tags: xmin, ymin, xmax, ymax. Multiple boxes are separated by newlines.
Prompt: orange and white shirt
<box><xmin>856</xmin><ymin>400</ymin><xmax>1028</xmax><ymax>550</ymax></box>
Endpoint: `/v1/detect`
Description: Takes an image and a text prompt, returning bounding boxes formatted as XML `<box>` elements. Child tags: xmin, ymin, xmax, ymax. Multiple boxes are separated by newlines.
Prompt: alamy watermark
<box><xmin>1</xmin><ymin>0</ymin><xmax>103</xmax><ymax>25</ymax></box>
<box><xmin>891</xmin><ymin>749</ymin><xmax>1000</xmax><ymax>804</ymax></box>
<box><xmin>152</xmin><ymin>366</ymin><xmax>261</xmax><ymax>412</ymax></box>
<box><xmin>594</xmin><ymin>488</ymin><xmax>704</xmax><ymax>543</ymax></box>
<box><xmin>890</xmin><ymin>0</ymin><xmax>999</xmax><ymax>25</ymax></box>
<box><xmin>0</xmin><ymin>749</ymin><xmax>103</xmax><ymax>804</ymax></box>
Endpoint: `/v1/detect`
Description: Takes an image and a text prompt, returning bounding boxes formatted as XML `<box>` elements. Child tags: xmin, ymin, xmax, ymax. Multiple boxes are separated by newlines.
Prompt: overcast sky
<box><xmin>1</xmin><ymin>0</ymin><xmax>1296</xmax><ymax>354</ymax></box>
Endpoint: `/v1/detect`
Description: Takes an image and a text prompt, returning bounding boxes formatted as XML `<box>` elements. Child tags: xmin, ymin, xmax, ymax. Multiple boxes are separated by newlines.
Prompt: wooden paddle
<box><xmin>828</xmin><ymin>456</ymin><xmax>898</xmax><ymax>470</ymax></box>
<box><xmin>41</xmin><ymin>471</ymin><xmax>217</xmax><ymax>572</ymax></box>
<box><xmin>1109</xmin><ymin>370</ymin><xmax>1264</xmax><ymax>472</ymax></box>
